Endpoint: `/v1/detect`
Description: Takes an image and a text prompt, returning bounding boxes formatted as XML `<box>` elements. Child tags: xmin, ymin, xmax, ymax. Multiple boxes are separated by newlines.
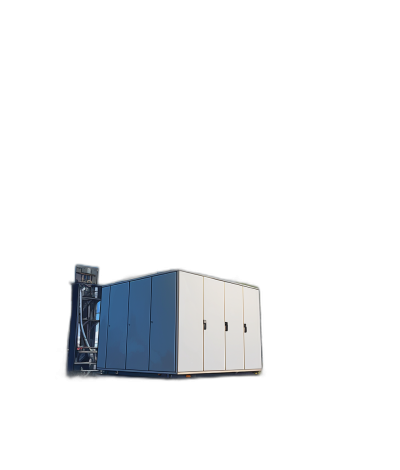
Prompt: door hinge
<box><xmin>203</xmin><ymin>320</ymin><xmax>207</xmax><ymax>330</ymax></box>
<box><xmin>244</xmin><ymin>323</ymin><xmax>247</xmax><ymax>333</ymax></box>
<box><xmin>225</xmin><ymin>321</ymin><xmax>228</xmax><ymax>331</ymax></box>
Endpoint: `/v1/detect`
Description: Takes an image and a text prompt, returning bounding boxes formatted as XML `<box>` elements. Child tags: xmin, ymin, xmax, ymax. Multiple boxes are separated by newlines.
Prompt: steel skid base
<box><xmin>95</xmin><ymin>369</ymin><xmax>261</xmax><ymax>378</ymax></box>
<box><xmin>68</xmin><ymin>370</ymin><xmax>261</xmax><ymax>378</ymax></box>
<box><xmin>68</xmin><ymin>370</ymin><xmax>101</xmax><ymax>377</ymax></box>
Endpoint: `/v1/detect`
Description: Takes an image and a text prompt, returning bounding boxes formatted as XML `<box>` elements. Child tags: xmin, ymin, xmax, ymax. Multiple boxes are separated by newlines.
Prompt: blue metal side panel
<box><xmin>97</xmin><ymin>286</ymin><xmax>110</xmax><ymax>369</ymax></box>
<box><xmin>126</xmin><ymin>277</ymin><xmax>151</xmax><ymax>371</ymax></box>
<box><xmin>105</xmin><ymin>282</ymin><xmax>130</xmax><ymax>370</ymax></box>
<box><xmin>149</xmin><ymin>272</ymin><xmax>177</xmax><ymax>372</ymax></box>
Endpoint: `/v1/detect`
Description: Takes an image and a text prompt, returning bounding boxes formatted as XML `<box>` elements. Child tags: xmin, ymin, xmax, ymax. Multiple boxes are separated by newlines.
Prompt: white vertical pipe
<box><xmin>80</xmin><ymin>289</ymin><xmax>90</xmax><ymax>348</ymax></box>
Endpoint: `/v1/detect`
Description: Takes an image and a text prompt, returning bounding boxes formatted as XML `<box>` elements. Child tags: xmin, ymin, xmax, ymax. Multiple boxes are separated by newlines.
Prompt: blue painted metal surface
<box><xmin>97</xmin><ymin>286</ymin><xmax>110</xmax><ymax>369</ymax></box>
<box><xmin>105</xmin><ymin>282</ymin><xmax>129</xmax><ymax>370</ymax></box>
<box><xmin>149</xmin><ymin>272</ymin><xmax>177</xmax><ymax>372</ymax></box>
<box><xmin>126</xmin><ymin>277</ymin><xmax>151</xmax><ymax>371</ymax></box>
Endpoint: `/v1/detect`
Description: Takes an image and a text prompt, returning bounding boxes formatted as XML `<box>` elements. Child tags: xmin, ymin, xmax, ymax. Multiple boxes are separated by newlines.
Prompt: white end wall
<box><xmin>178</xmin><ymin>271</ymin><xmax>262</xmax><ymax>373</ymax></box>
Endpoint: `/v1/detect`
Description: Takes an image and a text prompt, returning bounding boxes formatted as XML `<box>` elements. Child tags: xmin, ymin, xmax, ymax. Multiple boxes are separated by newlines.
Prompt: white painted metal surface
<box><xmin>203</xmin><ymin>277</ymin><xmax>225</xmax><ymax>371</ymax></box>
<box><xmin>243</xmin><ymin>286</ymin><xmax>262</xmax><ymax>370</ymax></box>
<box><xmin>178</xmin><ymin>272</ymin><xmax>204</xmax><ymax>372</ymax></box>
<box><xmin>224</xmin><ymin>282</ymin><xmax>244</xmax><ymax>370</ymax></box>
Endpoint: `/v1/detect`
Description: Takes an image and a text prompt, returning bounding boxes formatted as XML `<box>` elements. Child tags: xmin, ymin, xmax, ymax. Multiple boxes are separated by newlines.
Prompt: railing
<box><xmin>75</xmin><ymin>348</ymin><xmax>98</xmax><ymax>368</ymax></box>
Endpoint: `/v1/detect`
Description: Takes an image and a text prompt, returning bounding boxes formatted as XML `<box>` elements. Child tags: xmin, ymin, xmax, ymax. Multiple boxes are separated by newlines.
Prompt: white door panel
<box><xmin>225</xmin><ymin>282</ymin><xmax>244</xmax><ymax>370</ymax></box>
<box><xmin>178</xmin><ymin>272</ymin><xmax>203</xmax><ymax>372</ymax></box>
<box><xmin>243</xmin><ymin>287</ymin><xmax>262</xmax><ymax>369</ymax></box>
<box><xmin>204</xmin><ymin>277</ymin><xmax>225</xmax><ymax>371</ymax></box>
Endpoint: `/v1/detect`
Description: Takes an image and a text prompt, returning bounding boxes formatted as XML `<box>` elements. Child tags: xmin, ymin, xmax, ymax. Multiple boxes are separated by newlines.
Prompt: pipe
<box><xmin>79</xmin><ymin>289</ymin><xmax>92</xmax><ymax>351</ymax></box>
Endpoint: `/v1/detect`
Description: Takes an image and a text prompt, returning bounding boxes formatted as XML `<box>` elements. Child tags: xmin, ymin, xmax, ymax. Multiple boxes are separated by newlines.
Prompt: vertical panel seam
<box><xmin>176</xmin><ymin>272</ymin><xmax>179</xmax><ymax>373</ymax></box>
<box><xmin>172</xmin><ymin>272</ymin><xmax>177</xmax><ymax>373</ymax></box>
<box><xmin>147</xmin><ymin>277</ymin><xmax>153</xmax><ymax>371</ymax></box>
<box><xmin>124</xmin><ymin>282</ymin><xmax>131</xmax><ymax>370</ymax></box>
<box><xmin>174</xmin><ymin>273</ymin><xmax>178</xmax><ymax>373</ymax></box>
<box><xmin>259</xmin><ymin>289</ymin><xmax>263</xmax><ymax>370</ymax></box>
<box><xmin>104</xmin><ymin>287</ymin><xmax>111</xmax><ymax>369</ymax></box>
<box><xmin>242</xmin><ymin>286</ymin><xmax>245</xmax><ymax>370</ymax></box>
<box><xmin>174</xmin><ymin>276</ymin><xmax>178</xmax><ymax>372</ymax></box>
<box><xmin>224</xmin><ymin>282</ymin><xmax>226</xmax><ymax>371</ymax></box>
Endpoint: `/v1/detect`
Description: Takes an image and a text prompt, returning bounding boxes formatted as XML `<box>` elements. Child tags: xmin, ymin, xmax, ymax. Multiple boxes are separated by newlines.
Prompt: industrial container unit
<box><xmin>67</xmin><ymin>266</ymin><xmax>262</xmax><ymax>377</ymax></box>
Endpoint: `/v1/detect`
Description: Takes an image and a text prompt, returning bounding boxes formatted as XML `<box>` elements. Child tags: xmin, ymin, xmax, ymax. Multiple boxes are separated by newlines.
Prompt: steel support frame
<box><xmin>67</xmin><ymin>283</ymin><xmax>79</xmax><ymax>373</ymax></box>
